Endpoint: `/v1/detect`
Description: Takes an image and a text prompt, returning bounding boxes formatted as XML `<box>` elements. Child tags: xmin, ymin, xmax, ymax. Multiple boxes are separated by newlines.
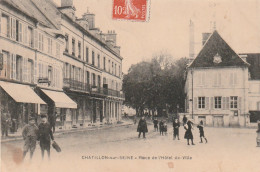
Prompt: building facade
<box><xmin>184</xmin><ymin>31</ymin><xmax>255</xmax><ymax>127</ymax></box>
<box><xmin>0</xmin><ymin>0</ymin><xmax>124</xmax><ymax>131</ymax></box>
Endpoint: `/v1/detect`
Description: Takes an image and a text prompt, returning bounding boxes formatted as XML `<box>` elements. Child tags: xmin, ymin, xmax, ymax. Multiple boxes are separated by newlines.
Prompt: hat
<box><xmin>40</xmin><ymin>114</ymin><xmax>47</xmax><ymax>118</ymax></box>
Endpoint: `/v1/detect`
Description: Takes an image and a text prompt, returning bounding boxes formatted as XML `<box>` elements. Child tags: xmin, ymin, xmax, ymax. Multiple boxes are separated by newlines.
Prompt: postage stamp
<box><xmin>112</xmin><ymin>0</ymin><xmax>150</xmax><ymax>22</ymax></box>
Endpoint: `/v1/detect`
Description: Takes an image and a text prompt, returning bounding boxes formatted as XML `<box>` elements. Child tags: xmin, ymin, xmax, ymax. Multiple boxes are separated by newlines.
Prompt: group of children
<box><xmin>153</xmin><ymin>118</ymin><xmax>208</xmax><ymax>145</ymax></box>
<box><xmin>22</xmin><ymin>114</ymin><xmax>55</xmax><ymax>161</ymax></box>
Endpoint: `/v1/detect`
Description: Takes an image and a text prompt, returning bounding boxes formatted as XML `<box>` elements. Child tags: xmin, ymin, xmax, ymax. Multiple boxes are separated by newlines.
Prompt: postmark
<box><xmin>112</xmin><ymin>0</ymin><xmax>150</xmax><ymax>22</ymax></box>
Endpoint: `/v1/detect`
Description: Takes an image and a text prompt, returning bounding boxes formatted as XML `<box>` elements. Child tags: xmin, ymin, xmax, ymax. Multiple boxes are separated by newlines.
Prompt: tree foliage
<box><xmin>123</xmin><ymin>53</ymin><xmax>189</xmax><ymax>116</ymax></box>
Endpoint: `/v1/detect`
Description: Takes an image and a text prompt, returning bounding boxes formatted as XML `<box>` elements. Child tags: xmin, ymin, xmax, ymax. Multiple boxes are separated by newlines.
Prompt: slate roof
<box><xmin>240</xmin><ymin>53</ymin><xmax>260</xmax><ymax>80</ymax></box>
<box><xmin>189</xmin><ymin>30</ymin><xmax>249</xmax><ymax>68</ymax></box>
<box><xmin>2</xmin><ymin>0</ymin><xmax>61</xmax><ymax>29</ymax></box>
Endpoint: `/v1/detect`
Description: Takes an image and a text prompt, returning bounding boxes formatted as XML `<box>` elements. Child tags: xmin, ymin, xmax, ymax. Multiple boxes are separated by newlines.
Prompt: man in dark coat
<box><xmin>49</xmin><ymin>112</ymin><xmax>57</xmax><ymax>133</ymax></box>
<box><xmin>159</xmin><ymin>120</ymin><xmax>164</xmax><ymax>135</ymax></box>
<box><xmin>153</xmin><ymin>118</ymin><xmax>158</xmax><ymax>132</ymax></box>
<box><xmin>38</xmin><ymin>114</ymin><xmax>54</xmax><ymax>160</ymax></box>
<box><xmin>22</xmin><ymin>117</ymin><xmax>38</xmax><ymax>160</ymax></box>
<box><xmin>1</xmin><ymin>110</ymin><xmax>11</xmax><ymax>137</ymax></box>
<box><xmin>173</xmin><ymin>118</ymin><xmax>180</xmax><ymax>140</ymax></box>
<box><xmin>137</xmin><ymin>116</ymin><xmax>148</xmax><ymax>138</ymax></box>
<box><xmin>182</xmin><ymin>115</ymin><xmax>187</xmax><ymax>126</ymax></box>
<box><xmin>184</xmin><ymin>119</ymin><xmax>195</xmax><ymax>145</ymax></box>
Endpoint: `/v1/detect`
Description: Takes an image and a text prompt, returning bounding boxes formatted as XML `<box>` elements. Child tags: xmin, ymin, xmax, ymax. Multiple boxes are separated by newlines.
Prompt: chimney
<box><xmin>60</xmin><ymin>0</ymin><xmax>76</xmax><ymax>20</ymax></box>
<box><xmin>202</xmin><ymin>33</ymin><xmax>211</xmax><ymax>45</ymax></box>
<box><xmin>105</xmin><ymin>30</ymin><xmax>117</xmax><ymax>45</ymax></box>
<box><xmin>82</xmin><ymin>10</ymin><xmax>95</xmax><ymax>29</ymax></box>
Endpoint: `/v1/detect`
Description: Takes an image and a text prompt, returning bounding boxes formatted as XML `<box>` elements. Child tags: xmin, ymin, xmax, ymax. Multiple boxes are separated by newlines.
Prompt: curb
<box><xmin>1</xmin><ymin>123</ymin><xmax>134</xmax><ymax>143</ymax></box>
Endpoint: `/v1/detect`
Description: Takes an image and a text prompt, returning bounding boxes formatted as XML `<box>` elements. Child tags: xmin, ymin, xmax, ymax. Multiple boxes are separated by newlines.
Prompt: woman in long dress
<box><xmin>184</xmin><ymin>119</ymin><xmax>195</xmax><ymax>145</ymax></box>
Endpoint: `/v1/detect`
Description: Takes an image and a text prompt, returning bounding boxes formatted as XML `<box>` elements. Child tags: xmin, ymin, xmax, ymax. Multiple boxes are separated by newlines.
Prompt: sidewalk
<box><xmin>1</xmin><ymin>120</ymin><xmax>134</xmax><ymax>143</ymax></box>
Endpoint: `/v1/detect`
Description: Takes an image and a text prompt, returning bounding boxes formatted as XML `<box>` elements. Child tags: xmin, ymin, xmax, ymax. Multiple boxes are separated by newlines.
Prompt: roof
<box><xmin>239</xmin><ymin>53</ymin><xmax>260</xmax><ymax>80</ymax></box>
<box><xmin>189</xmin><ymin>30</ymin><xmax>249</xmax><ymax>68</ymax></box>
<box><xmin>2</xmin><ymin>0</ymin><xmax>61</xmax><ymax>29</ymax></box>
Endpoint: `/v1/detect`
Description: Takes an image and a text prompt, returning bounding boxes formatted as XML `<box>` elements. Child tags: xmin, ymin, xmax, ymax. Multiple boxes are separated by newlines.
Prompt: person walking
<box><xmin>153</xmin><ymin>118</ymin><xmax>158</xmax><ymax>132</ymax></box>
<box><xmin>22</xmin><ymin>117</ymin><xmax>39</xmax><ymax>160</ymax></box>
<box><xmin>38</xmin><ymin>114</ymin><xmax>55</xmax><ymax>160</ymax></box>
<box><xmin>1</xmin><ymin>110</ymin><xmax>11</xmax><ymax>137</ymax></box>
<box><xmin>49</xmin><ymin>112</ymin><xmax>57</xmax><ymax>133</ymax></box>
<box><xmin>182</xmin><ymin>115</ymin><xmax>187</xmax><ymax>126</ymax></box>
<box><xmin>197</xmin><ymin>120</ymin><xmax>208</xmax><ymax>143</ymax></box>
<box><xmin>173</xmin><ymin>118</ymin><xmax>180</xmax><ymax>140</ymax></box>
<box><xmin>137</xmin><ymin>116</ymin><xmax>148</xmax><ymax>138</ymax></box>
<box><xmin>159</xmin><ymin>120</ymin><xmax>164</xmax><ymax>135</ymax></box>
<box><xmin>163</xmin><ymin>121</ymin><xmax>168</xmax><ymax>135</ymax></box>
<box><xmin>184</xmin><ymin>119</ymin><xmax>195</xmax><ymax>145</ymax></box>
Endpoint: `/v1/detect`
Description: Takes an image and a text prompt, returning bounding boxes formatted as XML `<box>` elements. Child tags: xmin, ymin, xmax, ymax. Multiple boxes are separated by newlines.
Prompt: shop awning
<box><xmin>0</xmin><ymin>81</ymin><xmax>46</xmax><ymax>104</ymax></box>
<box><xmin>41</xmin><ymin>89</ymin><xmax>77</xmax><ymax>109</ymax></box>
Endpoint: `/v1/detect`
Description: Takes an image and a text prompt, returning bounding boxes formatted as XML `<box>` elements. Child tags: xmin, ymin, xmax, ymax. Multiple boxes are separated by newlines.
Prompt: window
<box><xmin>103</xmin><ymin>57</ymin><xmax>106</xmax><ymax>70</ymax></box>
<box><xmin>92</xmin><ymin>73</ymin><xmax>96</xmax><ymax>86</ymax></box>
<box><xmin>78</xmin><ymin>41</ymin><xmax>81</xmax><ymax>58</ymax></box>
<box><xmin>86</xmin><ymin>71</ymin><xmax>90</xmax><ymax>84</ymax></box>
<box><xmin>0</xmin><ymin>51</ymin><xmax>9</xmax><ymax>78</ymax></box>
<box><xmin>230</xmin><ymin>96</ymin><xmax>238</xmax><ymax>109</ymax></box>
<box><xmin>92</xmin><ymin>51</ymin><xmax>95</xmax><ymax>65</ymax></box>
<box><xmin>72</xmin><ymin>38</ymin><xmax>75</xmax><ymax>56</ymax></box>
<box><xmin>38</xmin><ymin>33</ymin><xmax>44</xmax><ymax>51</ymax></box>
<box><xmin>65</xmin><ymin>34</ymin><xmax>69</xmax><ymax>52</ymax></box>
<box><xmin>71</xmin><ymin>65</ymin><xmax>75</xmax><ymax>80</ymax></box>
<box><xmin>112</xmin><ymin>62</ymin><xmax>114</xmax><ymax>74</ymax></box>
<box><xmin>86</xmin><ymin>47</ymin><xmax>89</xmax><ymax>63</ymax></box>
<box><xmin>28</xmin><ymin>27</ymin><xmax>33</xmax><ymax>48</ymax></box>
<box><xmin>119</xmin><ymin>65</ymin><xmax>121</xmax><ymax>77</ymax></box>
<box><xmin>198</xmin><ymin>97</ymin><xmax>205</xmax><ymax>109</ymax></box>
<box><xmin>103</xmin><ymin>77</ymin><xmax>106</xmax><ymax>85</ymax></box>
<box><xmin>98</xmin><ymin>75</ymin><xmax>101</xmax><ymax>87</ymax></box>
<box><xmin>115</xmin><ymin>64</ymin><xmax>117</xmax><ymax>76</ymax></box>
<box><xmin>97</xmin><ymin>54</ymin><xmax>100</xmax><ymax>68</ymax></box>
<box><xmin>1</xmin><ymin>14</ymin><xmax>9</xmax><ymax>37</ymax></box>
<box><xmin>27</xmin><ymin>59</ymin><xmax>33</xmax><ymax>83</ymax></box>
<box><xmin>230</xmin><ymin>72</ymin><xmax>237</xmax><ymax>86</ymax></box>
<box><xmin>47</xmin><ymin>38</ymin><xmax>52</xmax><ymax>54</ymax></box>
<box><xmin>48</xmin><ymin>66</ymin><xmax>53</xmax><ymax>84</ymax></box>
<box><xmin>56</xmin><ymin>42</ymin><xmax>60</xmax><ymax>58</ymax></box>
<box><xmin>108</xmin><ymin>60</ymin><xmax>111</xmax><ymax>73</ymax></box>
<box><xmin>214</xmin><ymin>97</ymin><xmax>222</xmax><ymax>109</ymax></box>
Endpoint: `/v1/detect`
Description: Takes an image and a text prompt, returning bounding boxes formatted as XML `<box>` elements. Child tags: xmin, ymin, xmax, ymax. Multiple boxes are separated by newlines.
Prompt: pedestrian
<box><xmin>153</xmin><ymin>118</ymin><xmax>158</xmax><ymax>132</ymax></box>
<box><xmin>137</xmin><ymin>116</ymin><xmax>148</xmax><ymax>138</ymax></box>
<box><xmin>159</xmin><ymin>120</ymin><xmax>164</xmax><ymax>135</ymax></box>
<box><xmin>22</xmin><ymin>117</ymin><xmax>39</xmax><ymax>160</ymax></box>
<box><xmin>184</xmin><ymin>119</ymin><xmax>195</xmax><ymax>145</ymax></box>
<box><xmin>49</xmin><ymin>112</ymin><xmax>57</xmax><ymax>133</ymax></box>
<box><xmin>163</xmin><ymin>121</ymin><xmax>168</xmax><ymax>135</ymax></box>
<box><xmin>38</xmin><ymin>114</ymin><xmax>55</xmax><ymax>160</ymax></box>
<box><xmin>182</xmin><ymin>115</ymin><xmax>187</xmax><ymax>126</ymax></box>
<box><xmin>1</xmin><ymin>110</ymin><xmax>11</xmax><ymax>137</ymax></box>
<box><xmin>197</xmin><ymin>120</ymin><xmax>208</xmax><ymax>143</ymax></box>
<box><xmin>173</xmin><ymin>118</ymin><xmax>180</xmax><ymax>140</ymax></box>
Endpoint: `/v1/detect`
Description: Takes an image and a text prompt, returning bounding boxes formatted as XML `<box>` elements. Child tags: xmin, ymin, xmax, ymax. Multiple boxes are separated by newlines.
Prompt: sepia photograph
<box><xmin>0</xmin><ymin>0</ymin><xmax>260</xmax><ymax>171</ymax></box>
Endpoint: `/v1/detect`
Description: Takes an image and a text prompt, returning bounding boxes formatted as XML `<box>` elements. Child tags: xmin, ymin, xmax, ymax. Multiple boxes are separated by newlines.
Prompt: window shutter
<box><xmin>226</xmin><ymin>97</ymin><xmax>230</xmax><ymax>110</ymax></box>
<box><xmin>210</xmin><ymin>97</ymin><xmax>214</xmax><ymax>109</ymax></box>
<box><xmin>23</xmin><ymin>25</ymin><xmax>27</xmax><ymax>44</ymax></box>
<box><xmin>223</xmin><ymin>97</ymin><xmax>226</xmax><ymax>110</ymax></box>
<box><xmin>7</xmin><ymin>16</ymin><xmax>10</xmax><ymax>38</ymax></box>
<box><xmin>34</xmin><ymin>60</ymin><xmax>37</xmax><ymax>83</ymax></box>
<box><xmin>69</xmin><ymin>64</ymin><xmax>72</xmax><ymax>79</ymax></box>
<box><xmin>12</xmin><ymin>54</ymin><xmax>16</xmax><ymax>80</ymax></box>
<box><xmin>34</xmin><ymin>30</ymin><xmax>38</xmax><ymax>49</ymax></box>
<box><xmin>238</xmin><ymin>97</ymin><xmax>242</xmax><ymax>110</ymax></box>
<box><xmin>19</xmin><ymin>22</ymin><xmax>22</xmax><ymax>42</ymax></box>
<box><xmin>12</xmin><ymin>18</ymin><xmax>16</xmax><ymax>39</ymax></box>
<box><xmin>194</xmin><ymin>97</ymin><xmax>197</xmax><ymax>110</ymax></box>
<box><xmin>205</xmin><ymin>97</ymin><xmax>209</xmax><ymax>110</ymax></box>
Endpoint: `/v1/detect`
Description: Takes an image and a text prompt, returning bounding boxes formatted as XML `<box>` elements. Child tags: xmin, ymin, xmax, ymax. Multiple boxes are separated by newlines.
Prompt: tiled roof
<box><xmin>2</xmin><ymin>0</ymin><xmax>61</xmax><ymax>29</ymax></box>
<box><xmin>189</xmin><ymin>30</ymin><xmax>249</xmax><ymax>68</ymax></box>
<box><xmin>240</xmin><ymin>53</ymin><xmax>260</xmax><ymax>80</ymax></box>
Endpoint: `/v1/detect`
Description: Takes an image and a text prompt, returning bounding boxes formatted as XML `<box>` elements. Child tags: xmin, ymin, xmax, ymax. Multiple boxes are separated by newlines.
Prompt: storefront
<box><xmin>0</xmin><ymin>81</ymin><xmax>46</xmax><ymax>131</ymax></box>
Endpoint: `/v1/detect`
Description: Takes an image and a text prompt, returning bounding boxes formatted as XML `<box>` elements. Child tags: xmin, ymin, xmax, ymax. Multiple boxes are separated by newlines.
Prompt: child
<box><xmin>159</xmin><ymin>120</ymin><xmax>164</xmax><ymax>135</ymax></box>
<box><xmin>22</xmin><ymin>117</ymin><xmax>39</xmax><ymax>160</ymax></box>
<box><xmin>173</xmin><ymin>118</ymin><xmax>180</xmax><ymax>140</ymax></box>
<box><xmin>38</xmin><ymin>114</ymin><xmax>55</xmax><ymax>160</ymax></box>
<box><xmin>197</xmin><ymin>120</ymin><xmax>207</xmax><ymax>143</ymax></box>
<box><xmin>153</xmin><ymin>118</ymin><xmax>158</xmax><ymax>132</ymax></box>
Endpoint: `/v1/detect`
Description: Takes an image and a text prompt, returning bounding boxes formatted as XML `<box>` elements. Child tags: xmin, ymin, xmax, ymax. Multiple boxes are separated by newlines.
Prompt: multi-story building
<box><xmin>184</xmin><ymin>30</ymin><xmax>260</xmax><ymax>127</ymax></box>
<box><xmin>0</xmin><ymin>0</ymin><xmax>124</xmax><ymax>131</ymax></box>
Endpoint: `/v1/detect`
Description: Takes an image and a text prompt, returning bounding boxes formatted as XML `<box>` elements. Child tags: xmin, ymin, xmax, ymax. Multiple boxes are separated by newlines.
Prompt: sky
<box><xmin>53</xmin><ymin>0</ymin><xmax>260</xmax><ymax>73</ymax></box>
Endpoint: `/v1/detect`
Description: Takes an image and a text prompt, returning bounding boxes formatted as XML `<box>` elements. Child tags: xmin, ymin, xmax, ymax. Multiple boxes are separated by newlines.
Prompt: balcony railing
<box><xmin>63</xmin><ymin>78</ymin><xmax>125</xmax><ymax>99</ymax></box>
